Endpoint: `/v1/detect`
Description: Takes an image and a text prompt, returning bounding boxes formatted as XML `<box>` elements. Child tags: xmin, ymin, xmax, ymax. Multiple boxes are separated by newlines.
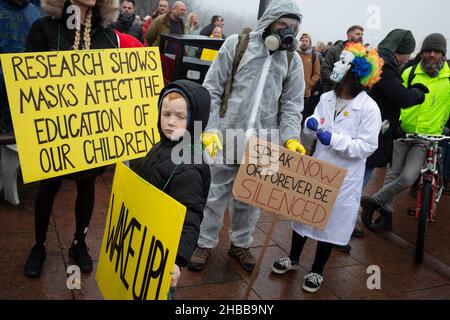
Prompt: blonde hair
<box><xmin>73</xmin><ymin>9</ymin><xmax>93</xmax><ymax>50</ymax></box>
<box><xmin>186</xmin><ymin>12</ymin><xmax>197</xmax><ymax>31</ymax></box>
<box><xmin>315</xmin><ymin>41</ymin><xmax>327</xmax><ymax>53</ymax></box>
<box><xmin>211</xmin><ymin>26</ymin><xmax>222</xmax><ymax>39</ymax></box>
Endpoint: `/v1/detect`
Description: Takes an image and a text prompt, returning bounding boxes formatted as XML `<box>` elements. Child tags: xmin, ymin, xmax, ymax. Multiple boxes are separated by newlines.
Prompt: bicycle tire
<box><xmin>415</xmin><ymin>180</ymin><xmax>432</xmax><ymax>263</ymax></box>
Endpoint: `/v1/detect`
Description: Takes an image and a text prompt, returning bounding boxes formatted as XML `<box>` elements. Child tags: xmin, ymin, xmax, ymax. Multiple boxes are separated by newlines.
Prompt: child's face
<box><xmin>212</xmin><ymin>27</ymin><xmax>222</xmax><ymax>38</ymax></box>
<box><xmin>160</xmin><ymin>96</ymin><xmax>188</xmax><ymax>141</ymax></box>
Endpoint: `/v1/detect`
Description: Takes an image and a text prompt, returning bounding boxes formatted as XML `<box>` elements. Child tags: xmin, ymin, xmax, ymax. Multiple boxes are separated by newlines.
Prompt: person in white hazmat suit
<box><xmin>271</xmin><ymin>42</ymin><xmax>383</xmax><ymax>293</ymax></box>
<box><xmin>188</xmin><ymin>0</ymin><xmax>306</xmax><ymax>273</ymax></box>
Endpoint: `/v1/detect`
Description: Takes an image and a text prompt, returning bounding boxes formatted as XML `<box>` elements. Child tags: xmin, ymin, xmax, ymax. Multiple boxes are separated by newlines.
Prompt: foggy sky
<box><xmin>188</xmin><ymin>0</ymin><xmax>449</xmax><ymax>55</ymax></box>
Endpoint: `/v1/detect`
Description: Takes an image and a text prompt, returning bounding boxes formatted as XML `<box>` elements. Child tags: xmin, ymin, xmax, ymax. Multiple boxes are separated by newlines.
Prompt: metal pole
<box><xmin>258</xmin><ymin>0</ymin><xmax>271</xmax><ymax>20</ymax></box>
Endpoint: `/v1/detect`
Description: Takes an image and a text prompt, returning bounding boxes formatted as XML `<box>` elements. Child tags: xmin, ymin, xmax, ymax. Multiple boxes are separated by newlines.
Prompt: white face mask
<box><xmin>330</xmin><ymin>50</ymin><xmax>355</xmax><ymax>83</ymax></box>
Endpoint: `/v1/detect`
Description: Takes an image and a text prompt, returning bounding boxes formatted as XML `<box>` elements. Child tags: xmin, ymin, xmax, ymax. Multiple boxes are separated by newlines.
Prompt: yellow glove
<box><xmin>201</xmin><ymin>132</ymin><xmax>223</xmax><ymax>158</ymax></box>
<box><xmin>285</xmin><ymin>139</ymin><xmax>306</xmax><ymax>155</ymax></box>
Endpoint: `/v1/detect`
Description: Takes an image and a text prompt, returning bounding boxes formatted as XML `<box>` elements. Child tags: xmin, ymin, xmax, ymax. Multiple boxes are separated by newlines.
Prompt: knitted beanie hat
<box><xmin>421</xmin><ymin>33</ymin><xmax>447</xmax><ymax>55</ymax></box>
<box><xmin>300</xmin><ymin>33</ymin><xmax>311</xmax><ymax>41</ymax></box>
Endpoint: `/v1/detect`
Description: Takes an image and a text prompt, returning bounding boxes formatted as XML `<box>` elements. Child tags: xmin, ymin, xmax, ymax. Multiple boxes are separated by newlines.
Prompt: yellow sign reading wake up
<box><xmin>96</xmin><ymin>162</ymin><xmax>186</xmax><ymax>300</ymax></box>
<box><xmin>0</xmin><ymin>47</ymin><xmax>163</xmax><ymax>183</ymax></box>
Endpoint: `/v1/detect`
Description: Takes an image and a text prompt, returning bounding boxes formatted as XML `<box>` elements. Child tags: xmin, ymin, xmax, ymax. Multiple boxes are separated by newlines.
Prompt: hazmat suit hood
<box><xmin>255</xmin><ymin>0</ymin><xmax>303</xmax><ymax>35</ymax></box>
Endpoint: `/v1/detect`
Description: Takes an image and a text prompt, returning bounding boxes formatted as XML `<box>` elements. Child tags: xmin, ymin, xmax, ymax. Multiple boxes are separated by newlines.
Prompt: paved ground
<box><xmin>1</xmin><ymin>164</ymin><xmax>449</xmax><ymax>300</ymax></box>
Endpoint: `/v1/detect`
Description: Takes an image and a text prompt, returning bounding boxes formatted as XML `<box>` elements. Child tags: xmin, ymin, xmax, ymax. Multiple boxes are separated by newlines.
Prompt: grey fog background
<box><xmin>136</xmin><ymin>0</ymin><xmax>450</xmax><ymax>55</ymax></box>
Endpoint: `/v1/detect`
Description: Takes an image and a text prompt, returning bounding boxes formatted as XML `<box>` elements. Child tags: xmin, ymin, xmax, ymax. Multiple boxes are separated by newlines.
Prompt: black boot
<box><xmin>24</xmin><ymin>243</ymin><xmax>46</xmax><ymax>278</ymax></box>
<box><xmin>361</xmin><ymin>195</ymin><xmax>379</xmax><ymax>228</ymax></box>
<box><xmin>368</xmin><ymin>209</ymin><xmax>392</xmax><ymax>233</ymax></box>
<box><xmin>334</xmin><ymin>244</ymin><xmax>351</xmax><ymax>253</ymax></box>
<box><xmin>69</xmin><ymin>240</ymin><xmax>93</xmax><ymax>273</ymax></box>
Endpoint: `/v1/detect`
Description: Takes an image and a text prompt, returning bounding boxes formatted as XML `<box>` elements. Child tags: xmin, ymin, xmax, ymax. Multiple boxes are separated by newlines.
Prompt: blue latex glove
<box><xmin>317</xmin><ymin>130</ymin><xmax>332</xmax><ymax>145</ymax></box>
<box><xmin>306</xmin><ymin>117</ymin><xmax>319</xmax><ymax>131</ymax></box>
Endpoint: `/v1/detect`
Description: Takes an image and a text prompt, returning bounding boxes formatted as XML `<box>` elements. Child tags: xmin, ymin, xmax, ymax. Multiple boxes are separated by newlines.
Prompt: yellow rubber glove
<box><xmin>201</xmin><ymin>132</ymin><xmax>223</xmax><ymax>158</ymax></box>
<box><xmin>285</xmin><ymin>139</ymin><xmax>306</xmax><ymax>155</ymax></box>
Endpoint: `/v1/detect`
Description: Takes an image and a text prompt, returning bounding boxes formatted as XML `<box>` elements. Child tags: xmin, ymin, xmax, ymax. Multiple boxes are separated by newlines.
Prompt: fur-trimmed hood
<box><xmin>41</xmin><ymin>0</ymin><xmax>119</xmax><ymax>27</ymax></box>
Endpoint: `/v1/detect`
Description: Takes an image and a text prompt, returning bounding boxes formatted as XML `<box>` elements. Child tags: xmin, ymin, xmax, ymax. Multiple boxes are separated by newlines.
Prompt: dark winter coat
<box><xmin>133</xmin><ymin>80</ymin><xmax>211</xmax><ymax>267</ymax></box>
<box><xmin>111</xmin><ymin>15</ymin><xmax>143</xmax><ymax>43</ymax></box>
<box><xmin>26</xmin><ymin>0</ymin><xmax>119</xmax><ymax>52</ymax></box>
<box><xmin>366</xmin><ymin>48</ymin><xmax>426</xmax><ymax>167</ymax></box>
<box><xmin>199</xmin><ymin>23</ymin><xmax>226</xmax><ymax>39</ymax></box>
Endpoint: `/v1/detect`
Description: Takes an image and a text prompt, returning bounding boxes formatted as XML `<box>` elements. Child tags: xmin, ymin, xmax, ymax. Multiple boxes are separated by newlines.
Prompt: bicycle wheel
<box><xmin>415</xmin><ymin>180</ymin><xmax>432</xmax><ymax>263</ymax></box>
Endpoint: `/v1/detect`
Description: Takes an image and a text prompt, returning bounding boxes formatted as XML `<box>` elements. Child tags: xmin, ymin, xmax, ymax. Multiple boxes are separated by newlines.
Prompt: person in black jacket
<box><xmin>361</xmin><ymin>29</ymin><xmax>429</xmax><ymax>231</ymax></box>
<box><xmin>133</xmin><ymin>79</ymin><xmax>211</xmax><ymax>291</ymax></box>
<box><xmin>24</xmin><ymin>0</ymin><xmax>120</xmax><ymax>278</ymax></box>
<box><xmin>364</xmin><ymin>29</ymin><xmax>428</xmax><ymax>186</ymax></box>
<box><xmin>199</xmin><ymin>15</ymin><xmax>225</xmax><ymax>39</ymax></box>
<box><xmin>111</xmin><ymin>0</ymin><xmax>143</xmax><ymax>43</ymax></box>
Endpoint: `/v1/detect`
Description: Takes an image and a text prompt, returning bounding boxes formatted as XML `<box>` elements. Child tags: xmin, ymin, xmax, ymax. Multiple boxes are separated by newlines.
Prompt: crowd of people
<box><xmin>0</xmin><ymin>0</ymin><xmax>449</xmax><ymax>299</ymax></box>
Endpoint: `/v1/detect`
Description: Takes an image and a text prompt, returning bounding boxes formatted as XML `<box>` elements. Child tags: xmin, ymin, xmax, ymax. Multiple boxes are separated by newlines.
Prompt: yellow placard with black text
<box><xmin>96</xmin><ymin>162</ymin><xmax>186</xmax><ymax>300</ymax></box>
<box><xmin>0</xmin><ymin>47</ymin><xmax>163</xmax><ymax>183</ymax></box>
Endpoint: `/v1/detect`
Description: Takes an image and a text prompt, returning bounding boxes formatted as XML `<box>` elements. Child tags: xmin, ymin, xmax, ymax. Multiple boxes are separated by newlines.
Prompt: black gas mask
<box><xmin>264</xmin><ymin>16</ymin><xmax>299</xmax><ymax>51</ymax></box>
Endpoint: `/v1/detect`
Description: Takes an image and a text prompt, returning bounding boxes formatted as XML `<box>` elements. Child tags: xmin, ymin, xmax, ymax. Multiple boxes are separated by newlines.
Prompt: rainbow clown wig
<box><xmin>344</xmin><ymin>42</ymin><xmax>383</xmax><ymax>88</ymax></box>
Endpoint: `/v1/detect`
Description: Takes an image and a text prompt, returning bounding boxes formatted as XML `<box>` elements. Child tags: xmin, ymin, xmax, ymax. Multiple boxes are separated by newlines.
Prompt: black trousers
<box><xmin>34</xmin><ymin>176</ymin><xmax>96</xmax><ymax>245</ymax></box>
<box><xmin>288</xmin><ymin>230</ymin><xmax>333</xmax><ymax>275</ymax></box>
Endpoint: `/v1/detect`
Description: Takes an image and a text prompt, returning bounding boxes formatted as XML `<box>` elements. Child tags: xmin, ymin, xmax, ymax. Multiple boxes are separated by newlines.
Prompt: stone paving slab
<box><xmin>1</xmin><ymin>166</ymin><xmax>449</xmax><ymax>300</ymax></box>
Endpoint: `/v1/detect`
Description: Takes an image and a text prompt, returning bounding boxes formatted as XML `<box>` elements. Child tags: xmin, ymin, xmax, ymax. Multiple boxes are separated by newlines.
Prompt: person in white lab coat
<box><xmin>271</xmin><ymin>42</ymin><xmax>383</xmax><ymax>293</ymax></box>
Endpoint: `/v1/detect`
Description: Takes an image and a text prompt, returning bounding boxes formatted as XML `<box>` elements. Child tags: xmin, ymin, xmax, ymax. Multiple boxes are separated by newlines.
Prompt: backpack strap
<box><xmin>407</xmin><ymin>61</ymin><xmax>450</xmax><ymax>87</ymax></box>
<box><xmin>278</xmin><ymin>51</ymin><xmax>295</xmax><ymax>112</ymax></box>
<box><xmin>311</xmin><ymin>48</ymin><xmax>317</xmax><ymax>66</ymax></box>
<box><xmin>220</xmin><ymin>33</ymin><xmax>295</xmax><ymax>118</ymax></box>
<box><xmin>407</xmin><ymin>63</ymin><xmax>418</xmax><ymax>88</ymax></box>
<box><xmin>220</xmin><ymin>32</ymin><xmax>250</xmax><ymax>118</ymax></box>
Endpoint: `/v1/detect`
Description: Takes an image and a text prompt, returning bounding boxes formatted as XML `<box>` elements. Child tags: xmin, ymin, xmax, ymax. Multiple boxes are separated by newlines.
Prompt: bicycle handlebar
<box><xmin>399</xmin><ymin>133</ymin><xmax>450</xmax><ymax>143</ymax></box>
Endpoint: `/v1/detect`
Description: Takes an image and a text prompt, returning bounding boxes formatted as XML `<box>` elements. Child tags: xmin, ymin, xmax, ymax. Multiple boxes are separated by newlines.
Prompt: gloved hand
<box><xmin>285</xmin><ymin>139</ymin><xmax>306</xmax><ymax>155</ymax></box>
<box><xmin>410</xmin><ymin>83</ymin><xmax>429</xmax><ymax>94</ymax></box>
<box><xmin>306</xmin><ymin>117</ymin><xmax>319</xmax><ymax>131</ymax></box>
<box><xmin>443</xmin><ymin>126</ymin><xmax>450</xmax><ymax>136</ymax></box>
<box><xmin>201</xmin><ymin>132</ymin><xmax>223</xmax><ymax>158</ymax></box>
<box><xmin>170</xmin><ymin>264</ymin><xmax>180</xmax><ymax>287</ymax></box>
<box><xmin>317</xmin><ymin>130</ymin><xmax>332</xmax><ymax>146</ymax></box>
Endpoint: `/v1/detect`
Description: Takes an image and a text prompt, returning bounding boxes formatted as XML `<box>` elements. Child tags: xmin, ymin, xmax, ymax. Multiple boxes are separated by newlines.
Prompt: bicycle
<box><xmin>399</xmin><ymin>133</ymin><xmax>450</xmax><ymax>263</ymax></box>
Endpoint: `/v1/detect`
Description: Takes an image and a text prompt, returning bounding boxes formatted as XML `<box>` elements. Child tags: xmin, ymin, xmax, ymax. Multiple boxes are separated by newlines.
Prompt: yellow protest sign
<box><xmin>96</xmin><ymin>162</ymin><xmax>186</xmax><ymax>300</ymax></box>
<box><xmin>0</xmin><ymin>47</ymin><xmax>163</xmax><ymax>183</ymax></box>
<box><xmin>232</xmin><ymin>137</ymin><xmax>347</xmax><ymax>230</ymax></box>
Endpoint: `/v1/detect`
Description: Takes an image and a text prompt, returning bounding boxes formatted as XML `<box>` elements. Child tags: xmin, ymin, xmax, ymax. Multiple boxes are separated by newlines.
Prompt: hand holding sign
<box><xmin>285</xmin><ymin>139</ymin><xmax>306</xmax><ymax>155</ymax></box>
<box><xmin>170</xmin><ymin>264</ymin><xmax>181</xmax><ymax>287</ymax></box>
<box><xmin>232</xmin><ymin>136</ymin><xmax>346</xmax><ymax>230</ymax></box>
<box><xmin>201</xmin><ymin>132</ymin><xmax>223</xmax><ymax>158</ymax></box>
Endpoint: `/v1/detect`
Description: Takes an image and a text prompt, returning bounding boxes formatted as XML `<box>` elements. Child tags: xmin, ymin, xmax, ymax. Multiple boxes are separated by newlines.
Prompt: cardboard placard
<box><xmin>0</xmin><ymin>47</ymin><xmax>163</xmax><ymax>183</ymax></box>
<box><xmin>96</xmin><ymin>162</ymin><xmax>186</xmax><ymax>300</ymax></box>
<box><xmin>232</xmin><ymin>136</ymin><xmax>347</xmax><ymax>230</ymax></box>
